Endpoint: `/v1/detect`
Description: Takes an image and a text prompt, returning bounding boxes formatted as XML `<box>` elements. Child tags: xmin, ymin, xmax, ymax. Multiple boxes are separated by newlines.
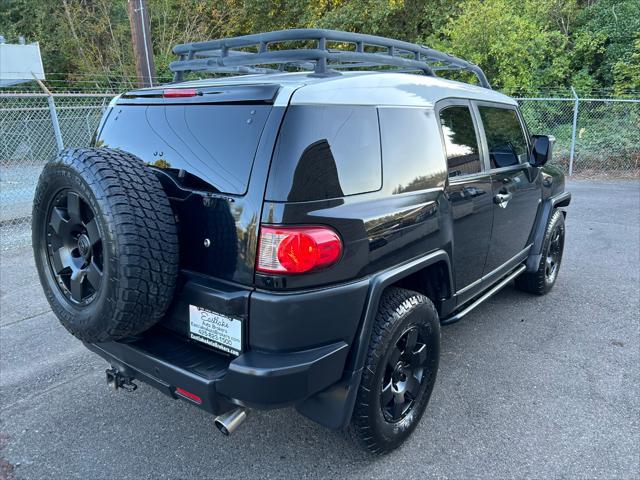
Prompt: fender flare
<box><xmin>526</xmin><ymin>191</ymin><xmax>571</xmax><ymax>272</ymax></box>
<box><xmin>295</xmin><ymin>249</ymin><xmax>452</xmax><ymax>429</ymax></box>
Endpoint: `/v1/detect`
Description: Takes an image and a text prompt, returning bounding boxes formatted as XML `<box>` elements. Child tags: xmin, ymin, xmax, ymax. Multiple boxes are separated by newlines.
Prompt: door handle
<box><xmin>494</xmin><ymin>192</ymin><xmax>512</xmax><ymax>208</ymax></box>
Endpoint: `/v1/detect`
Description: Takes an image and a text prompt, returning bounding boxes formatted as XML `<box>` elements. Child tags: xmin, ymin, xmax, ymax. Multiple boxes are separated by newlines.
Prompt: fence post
<box><xmin>33</xmin><ymin>75</ymin><xmax>64</xmax><ymax>152</ymax></box>
<box><xmin>568</xmin><ymin>86</ymin><xmax>579</xmax><ymax>176</ymax></box>
<box><xmin>47</xmin><ymin>95</ymin><xmax>64</xmax><ymax>152</ymax></box>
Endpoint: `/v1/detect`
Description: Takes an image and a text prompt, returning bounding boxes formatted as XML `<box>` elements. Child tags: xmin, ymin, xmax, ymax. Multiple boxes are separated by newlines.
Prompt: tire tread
<box><xmin>516</xmin><ymin>209</ymin><xmax>564</xmax><ymax>295</ymax></box>
<box><xmin>33</xmin><ymin>148</ymin><xmax>179</xmax><ymax>342</ymax></box>
<box><xmin>349</xmin><ymin>287</ymin><xmax>439</xmax><ymax>454</ymax></box>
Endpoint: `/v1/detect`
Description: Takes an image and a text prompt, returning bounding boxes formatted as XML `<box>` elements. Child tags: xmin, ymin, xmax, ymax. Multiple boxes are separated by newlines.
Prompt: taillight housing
<box><xmin>257</xmin><ymin>226</ymin><xmax>342</xmax><ymax>274</ymax></box>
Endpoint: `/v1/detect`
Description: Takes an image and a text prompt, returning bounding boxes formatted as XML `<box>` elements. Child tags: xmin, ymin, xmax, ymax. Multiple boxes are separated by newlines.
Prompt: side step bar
<box><xmin>441</xmin><ymin>265</ymin><xmax>526</xmax><ymax>326</ymax></box>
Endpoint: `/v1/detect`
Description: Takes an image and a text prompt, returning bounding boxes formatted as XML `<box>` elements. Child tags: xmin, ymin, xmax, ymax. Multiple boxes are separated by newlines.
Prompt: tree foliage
<box><xmin>0</xmin><ymin>0</ymin><xmax>637</xmax><ymax>95</ymax></box>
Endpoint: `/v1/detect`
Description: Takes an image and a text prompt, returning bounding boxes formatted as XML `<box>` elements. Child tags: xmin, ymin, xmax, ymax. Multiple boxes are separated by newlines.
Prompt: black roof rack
<box><xmin>170</xmin><ymin>29</ymin><xmax>491</xmax><ymax>89</ymax></box>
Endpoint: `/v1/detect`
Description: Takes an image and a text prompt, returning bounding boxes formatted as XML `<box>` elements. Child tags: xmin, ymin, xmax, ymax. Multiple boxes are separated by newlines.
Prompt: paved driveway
<box><xmin>1</xmin><ymin>180</ymin><xmax>638</xmax><ymax>479</ymax></box>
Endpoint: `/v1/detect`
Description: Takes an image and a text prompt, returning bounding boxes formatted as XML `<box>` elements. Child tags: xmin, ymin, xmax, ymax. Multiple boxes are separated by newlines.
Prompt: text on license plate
<box><xmin>189</xmin><ymin>305</ymin><xmax>242</xmax><ymax>356</ymax></box>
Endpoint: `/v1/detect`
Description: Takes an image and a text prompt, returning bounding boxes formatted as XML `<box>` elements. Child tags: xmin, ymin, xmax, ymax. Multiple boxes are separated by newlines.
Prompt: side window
<box><xmin>478</xmin><ymin>106</ymin><xmax>528</xmax><ymax>168</ymax></box>
<box><xmin>439</xmin><ymin>106</ymin><xmax>481</xmax><ymax>178</ymax></box>
<box><xmin>378</xmin><ymin>107</ymin><xmax>447</xmax><ymax>194</ymax></box>
<box><xmin>265</xmin><ymin>105</ymin><xmax>382</xmax><ymax>202</ymax></box>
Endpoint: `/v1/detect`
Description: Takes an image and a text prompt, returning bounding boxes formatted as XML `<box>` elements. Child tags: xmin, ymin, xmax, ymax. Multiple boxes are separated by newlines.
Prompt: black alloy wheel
<box><xmin>350</xmin><ymin>288</ymin><xmax>440</xmax><ymax>454</ymax></box>
<box><xmin>544</xmin><ymin>226</ymin><xmax>563</xmax><ymax>284</ymax></box>
<box><xmin>515</xmin><ymin>208</ymin><xmax>565</xmax><ymax>295</ymax></box>
<box><xmin>46</xmin><ymin>189</ymin><xmax>104</xmax><ymax>305</ymax></box>
<box><xmin>380</xmin><ymin>326</ymin><xmax>428</xmax><ymax>422</ymax></box>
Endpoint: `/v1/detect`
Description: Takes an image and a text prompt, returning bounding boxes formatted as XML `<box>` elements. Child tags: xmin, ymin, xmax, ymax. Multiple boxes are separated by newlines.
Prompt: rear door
<box><xmin>475</xmin><ymin>102</ymin><xmax>540</xmax><ymax>275</ymax></box>
<box><xmin>96</xmin><ymin>85</ymin><xmax>285</xmax><ymax>285</ymax></box>
<box><xmin>438</xmin><ymin>100</ymin><xmax>493</xmax><ymax>293</ymax></box>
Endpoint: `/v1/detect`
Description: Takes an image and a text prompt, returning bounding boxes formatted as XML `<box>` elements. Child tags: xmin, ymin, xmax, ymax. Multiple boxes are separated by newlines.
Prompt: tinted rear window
<box><xmin>439</xmin><ymin>106</ymin><xmax>482</xmax><ymax>178</ymax></box>
<box><xmin>97</xmin><ymin>104</ymin><xmax>272</xmax><ymax>194</ymax></box>
<box><xmin>265</xmin><ymin>106</ymin><xmax>381</xmax><ymax>202</ymax></box>
<box><xmin>378</xmin><ymin>107</ymin><xmax>447</xmax><ymax>194</ymax></box>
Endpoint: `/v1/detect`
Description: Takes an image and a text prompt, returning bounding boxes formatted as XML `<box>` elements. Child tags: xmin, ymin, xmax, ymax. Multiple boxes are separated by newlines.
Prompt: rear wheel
<box><xmin>349</xmin><ymin>288</ymin><xmax>440</xmax><ymax>454</ymax></box>
<box><xmin>32</xmin><ymin>148</ymin><xmax>179</xmax><ymax>342</ymax></box>
<box><xmin>516</xmin><ymin>209</ymin><xmax>565</xmax><ymax>295</ymax></box>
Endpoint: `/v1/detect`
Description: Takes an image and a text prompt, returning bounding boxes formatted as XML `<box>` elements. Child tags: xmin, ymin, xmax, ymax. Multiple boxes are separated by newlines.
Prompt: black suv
<box><xmin>32</xmin><ymin>29</ymin><xmax>570</xmax><ymax>453</ymax></box>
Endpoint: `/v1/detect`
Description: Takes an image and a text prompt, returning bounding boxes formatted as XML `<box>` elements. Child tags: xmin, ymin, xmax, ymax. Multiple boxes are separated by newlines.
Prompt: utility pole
<box><xmin>127</xmin><ymin>0</ymin><xmax>156</xmax><ymax>88</ymax></box>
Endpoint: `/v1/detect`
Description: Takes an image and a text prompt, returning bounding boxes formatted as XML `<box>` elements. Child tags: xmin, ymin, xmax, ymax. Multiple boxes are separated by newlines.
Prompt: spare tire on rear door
<box><xmin>32</xmin><ymin>148</ymin><xmax>179</xmax><ymax>343</ymax></box>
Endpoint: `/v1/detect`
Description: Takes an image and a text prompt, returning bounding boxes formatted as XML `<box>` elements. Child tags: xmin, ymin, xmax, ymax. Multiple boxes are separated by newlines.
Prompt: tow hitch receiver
<box><xmin>106</xmin><ymin>368</ymin><xmax>138</xmax><ymax>392</ymax></box>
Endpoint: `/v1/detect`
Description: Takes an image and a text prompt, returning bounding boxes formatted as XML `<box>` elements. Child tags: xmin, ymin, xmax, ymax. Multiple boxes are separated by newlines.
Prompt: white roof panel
<box><xmin>175</xmin><ymin>71</ymin><xmax>516</xmax><ymax>108</ymax></box>
<box><xmin>289</xmin><ymin>72</ymin><xmax>517</xmax><ymax>107</ymax></box>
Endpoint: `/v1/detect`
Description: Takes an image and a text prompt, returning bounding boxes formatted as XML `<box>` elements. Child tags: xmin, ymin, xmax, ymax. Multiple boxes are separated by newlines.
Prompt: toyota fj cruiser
<box><xmin>32</xmin><ymin>29</ymin><xmax>570</xmax><ymax>453</ymax></box>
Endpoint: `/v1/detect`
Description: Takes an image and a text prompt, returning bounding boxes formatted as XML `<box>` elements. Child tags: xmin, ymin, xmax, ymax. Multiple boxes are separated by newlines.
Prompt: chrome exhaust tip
<box><xmin>214</xmin><ymin>408</ymin><xmax>248</xmax><ymax>436</ymax></box>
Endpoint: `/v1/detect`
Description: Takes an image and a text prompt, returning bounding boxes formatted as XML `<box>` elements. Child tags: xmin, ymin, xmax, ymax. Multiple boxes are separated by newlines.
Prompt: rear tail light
<box><xmin>163</xmin><ymin>88</ymin><xmax>197</xmax><ymax>98</ymax></box>
<box><xmin>257</xmin><ymin>226</ymin><xmax>342</xmax><ymax>274</ymax></box>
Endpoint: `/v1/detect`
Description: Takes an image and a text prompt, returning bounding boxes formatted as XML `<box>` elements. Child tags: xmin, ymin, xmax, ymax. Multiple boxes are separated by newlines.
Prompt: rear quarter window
<box><xmin>439</xmin><ymin>105</ymin><xmax>482</xmax><ymax>178</ymax></box>
<box><xmin>265</xmin><ymin>106</ymin><xmax>382</xmax><ymax>202</ymax></box>
<box><xmin>378</xmin><ymin>107</ymin><xmax>447</xmax><ymax>193</ymax></box>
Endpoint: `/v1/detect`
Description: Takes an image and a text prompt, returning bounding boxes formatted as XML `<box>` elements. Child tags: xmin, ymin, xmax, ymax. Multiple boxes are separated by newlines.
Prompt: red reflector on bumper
<box><xmin>175</xmin><ymin>387</ymin><xmax>202</xmax><ymax>404</ymax></box>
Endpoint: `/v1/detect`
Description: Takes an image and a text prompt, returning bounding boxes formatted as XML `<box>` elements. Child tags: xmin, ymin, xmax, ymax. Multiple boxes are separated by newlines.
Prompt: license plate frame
<box><xmin>188</xmin><ymin>305</ymin><xmax>243</xmax><ymax>356</ymax></box>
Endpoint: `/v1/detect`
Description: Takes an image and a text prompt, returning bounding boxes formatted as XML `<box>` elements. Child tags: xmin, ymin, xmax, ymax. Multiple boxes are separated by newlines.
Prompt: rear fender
<box><xmin>295</xmin><ymin>249</ymin><xmax>452</xmax><ymax>429</ymax></box>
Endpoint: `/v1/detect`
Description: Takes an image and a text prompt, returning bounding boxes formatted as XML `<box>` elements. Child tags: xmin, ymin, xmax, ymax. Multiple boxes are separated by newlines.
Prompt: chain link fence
<box><xmin>517</xmin><ymin>96</ymin><xmax>640</xmax><ymax>177</ymax></box>
<box><xmin>1</xmin><ymin>92</ymin><xmax>639</xmax><ymax>250</ymax></box>
<box><xmin>0</xmin><ymin>93</ymin><xmax>111</xmax><ymax>249</ymax></box>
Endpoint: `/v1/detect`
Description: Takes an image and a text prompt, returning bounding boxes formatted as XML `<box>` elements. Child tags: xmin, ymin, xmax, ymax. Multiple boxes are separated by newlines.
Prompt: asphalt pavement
<box><xmin>1</xmin><ymin>179</ymin><xmax>638</xmax><ymax>479</ymax></box>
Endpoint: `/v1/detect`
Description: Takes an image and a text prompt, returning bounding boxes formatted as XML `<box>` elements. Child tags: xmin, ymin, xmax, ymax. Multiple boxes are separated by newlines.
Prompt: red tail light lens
<box><xmin>163</xmin><ymin>88</ymin><xmax>197</xmax><ymax>98</ymax></box>
<box><xmin>257</xmin><ymin>226</ymin><xmax>342</xmax><ymax>274</ymax></box>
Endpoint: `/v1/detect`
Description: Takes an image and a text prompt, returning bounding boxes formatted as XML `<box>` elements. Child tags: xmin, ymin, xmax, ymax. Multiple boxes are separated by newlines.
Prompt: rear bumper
<box><xmin>85</xmin><ymin>329</ymin><xmax>349</xmax><ymax>415</ymax></box>
<box><xmin>86</xmin><ymin>272</ymin><xmax>368</xmax><ymax>419</ymax></box>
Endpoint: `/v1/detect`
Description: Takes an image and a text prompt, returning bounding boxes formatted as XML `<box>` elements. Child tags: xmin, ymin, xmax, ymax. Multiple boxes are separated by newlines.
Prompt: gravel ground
<box><xmin>1</xmin><ymin>179</ymin><xmax>638</xmax><ymax>480</ymax></box>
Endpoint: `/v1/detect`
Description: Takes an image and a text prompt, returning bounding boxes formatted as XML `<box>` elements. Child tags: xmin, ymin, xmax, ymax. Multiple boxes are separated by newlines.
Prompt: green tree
<box><xmin>432</xmin><ymin>0</ymin><xmax>572</xmax><ymax>94</ymax></box>
<box><xmin>1</xmin><ymin>0</ymin><xmax>76</xmax><ymax>79</ymax></box>
<box><xmin>149</xmin><ymin>0</ymin><xmax>250</xmax><ymax>79</ymax></box>
<box><xmin>573</xmin><ymin>0</ymin><xmax>640</xmax><ymax>92</ymax></box>
<box><xmin>1</xmin><ymin>0</ymin><xmax>637</xmax><ymax>95</ymax></box>
<box><xmin>612</xmin><ymin>35</ymin><xmax>640</xmax><ymax>95</ymax></box>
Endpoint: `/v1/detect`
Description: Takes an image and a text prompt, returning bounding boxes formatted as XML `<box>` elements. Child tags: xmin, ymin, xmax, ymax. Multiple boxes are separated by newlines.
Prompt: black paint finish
<box><xmin>485</xmin><ymin>165</ymin><xmax>540</xmax><ymax>274</ymax></box>
<box><xmin>447</xmin><ymin>175</ymin><xmax>493</xmax><ymax>291</ymax></box>
<box><xmin>89</xmin><ymin>88</ymin><xmax>569</xmax><ymax>431</ymax></box>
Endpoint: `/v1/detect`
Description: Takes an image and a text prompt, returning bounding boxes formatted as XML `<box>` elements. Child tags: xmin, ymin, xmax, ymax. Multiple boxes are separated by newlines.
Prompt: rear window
<box><xmin>97</xmin><ymin>104</ymin><xmax>272</xmax><ymax>194</ymax></box>
<box><xmin>265</xmin><ymin>106</ymin><xmax>382</xmax><ymax>202</ymax></box>
<box><xmin>439</xmin><ymin>105</ymin><xmax>482</xmax><ymax>178</ymax></box>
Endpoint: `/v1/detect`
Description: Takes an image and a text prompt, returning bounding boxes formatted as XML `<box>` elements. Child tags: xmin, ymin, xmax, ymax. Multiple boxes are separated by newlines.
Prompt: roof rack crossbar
<box><xmin>170</xmin><ymin>29</ymin><xmax>491</xmax><ymax>89</ymax></box>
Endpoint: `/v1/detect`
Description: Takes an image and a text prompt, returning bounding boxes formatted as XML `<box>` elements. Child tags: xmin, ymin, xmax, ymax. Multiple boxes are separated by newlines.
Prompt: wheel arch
<box><xmin>295</xmin><ymin>249</ymin><xmax>451</xmax><ymax>429</ymax></box>
<box><xmin>526</xmin><ymin>191</ymin><xmax>571</xmax><ymax>272</ymax></box>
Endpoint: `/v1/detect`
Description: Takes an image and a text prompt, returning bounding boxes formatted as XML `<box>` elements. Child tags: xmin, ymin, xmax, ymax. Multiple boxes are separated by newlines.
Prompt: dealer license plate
<box><xmin>189</xmin><ymin>305</ymin><xmax>242</xmax><ymax>356</ymax></box>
